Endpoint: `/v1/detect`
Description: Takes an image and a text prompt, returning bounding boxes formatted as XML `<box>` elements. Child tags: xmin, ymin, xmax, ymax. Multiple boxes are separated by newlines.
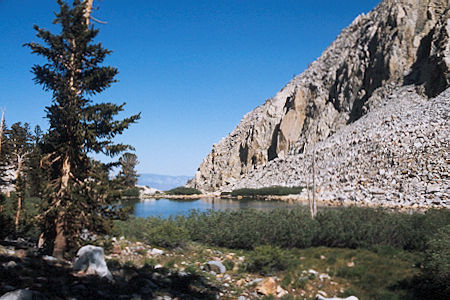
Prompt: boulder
<box><xmin>205</xmin><ymin>261</ymin><xmax>226</xmax><ymax>274</ymax></box>
<box><xmin>0</xmin><ymin>289</ymin><xmax>47</xmax><ymax>300</ymax></box>
<box><xmin>73</xmin><ymin>245</ymin><xmax>113</xmax><ymax>281</ymax></box>
<box><xmin>316</xmin><ymin>295</ymin><xmax>358</xmax><ymax>300</ymax></box>
<box><xmin>256</xmin><ymin>277</ymin><xmax>277</xmax><ymax>296</ymax></box>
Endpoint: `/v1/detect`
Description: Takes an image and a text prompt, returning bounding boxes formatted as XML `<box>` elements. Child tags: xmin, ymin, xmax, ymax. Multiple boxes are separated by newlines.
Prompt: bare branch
<box><xmin>90</xmin><ymin>15</ymin><xmax>107</xmax><ymax>24</ymax></box>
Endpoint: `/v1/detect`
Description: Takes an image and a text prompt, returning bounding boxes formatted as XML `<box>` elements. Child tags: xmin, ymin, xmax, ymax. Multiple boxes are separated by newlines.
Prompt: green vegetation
<box><xmin>23</xmin><ymin>0</ymin><xmax>140</xmax><ymax>258</ymax></box>
<box><xmin>231</xmin><ymin>186</ymin><xmax>303</xmax><ymax>196</ymax></box>
<box><xmin>165</xmin><ymin>186</ymin><xmax>202</xmax><ymax>195</ymax></box>
<box><xmin>246</xmin><ymin>245</ymin><xmax>296</xmax><ymax>275</ymax></box>
<box><xmin>121</xmin><ymin>187</ymin><xmax>141</xmax><ymax>198</ymax></box>
<box><xmin>410</xmin><ymin>225</ymin><xmax>450</xmax><ymax>298</ymax></box>
<box><xmin>112</xmin><ymin>207</ymin><xmax>449</xmax><ymax>299</ymax></box>
<box><xmin>114</xmin><ymin>207</ymin><xmax>449</xmax><ymax>251</ymax></box>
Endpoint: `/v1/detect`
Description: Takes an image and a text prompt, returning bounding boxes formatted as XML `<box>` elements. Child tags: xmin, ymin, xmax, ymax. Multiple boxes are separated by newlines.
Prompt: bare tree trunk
<box><xmin>14</xmin><ymin>156</ymin><xmax>23</xmax><ymax>232</ymax></box>
<box><xmin>53</xmin><ymin>210</ymin><xmax>67</xmax><ymax>259</ymax></box>
<box><xmin>84</xmin><ymin>0</ymin><xmax>94</xmax><ymax>25</ymax></box>
<box><xmin>312</xmin><ymin>147</ymin><xmax>317</xmax><ymax>218</ymax></box>
<box><xmin>0</xmin><ymin>110</ymin><xmax>4</xmax><ymax>156</ymax></box>
<box><xmin>52</xmin><ymin>155</ymin><xmax>71</xmax><ymax>259</ymax></box>
<box><xmin>15</xmin><ymin>194</ymin><xmax>22</xmax><ymax>232</ymax></box>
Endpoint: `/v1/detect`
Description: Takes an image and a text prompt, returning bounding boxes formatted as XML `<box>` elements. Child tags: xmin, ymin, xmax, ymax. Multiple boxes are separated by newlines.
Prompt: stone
<box><xmin>73</xmin><ymin>245</ymin><xmax>113</xmax><ymax>281</ymax></box>
<box><xmin>149</xmin><ymin>248</ymin><xmax>164</xmax><ymax>256</ymax></box>
<box><xmin>3</xmin><ymin>261</ymin><xmax>17</xmax><ymax>269</ymax></box>
<box><xmin>0</xmin><ymin>289</ymin><xmax>47</xmax><ymax>300</ymax></box>
<box><xmin>112</xmin><ymin>244</ymin><xmax>121</xmax><ymax>255</ymax></box>
<box><xmin>256</xmin><ymin>277</ymin><xmax>277</xmax><ymax>296</ymax></box>
<box><xmin>205</xmin><ymin>261</ymin><xmax>226</xmax><ymax>274</ymax></box>
<box><xmin>315</xmin><ymin>295</ymin><xmax>359</xmax><ymax>300</ymax></box>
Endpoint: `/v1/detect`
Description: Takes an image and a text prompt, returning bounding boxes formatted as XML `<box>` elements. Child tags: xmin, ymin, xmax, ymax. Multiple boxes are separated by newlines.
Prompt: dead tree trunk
<box><xmin>312</xmin><ymin>147</ymin><xmax>317</xmax><ymax>218</ymax></box>
<box><xmin>0</xmin><ymin>110</ymin><xmax>4</xmax><ymax>156</ymax></box>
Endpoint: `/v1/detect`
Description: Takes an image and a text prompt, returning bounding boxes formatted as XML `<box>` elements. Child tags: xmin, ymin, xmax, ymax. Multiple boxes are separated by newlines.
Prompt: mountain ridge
<box><xmin>188</xmin><ymin>0</ymin><xmax>449</xmax><ymax>207</ymax></box>
<box><xmin>138</xmin><ymin>173</ymin><xmax>191</xmax><ymax>191</ymax></box>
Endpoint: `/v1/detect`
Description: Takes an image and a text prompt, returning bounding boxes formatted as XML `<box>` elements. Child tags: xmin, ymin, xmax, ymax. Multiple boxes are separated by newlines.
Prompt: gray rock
<box><xmin>0</xmin><ymin>289</ymin><xmax>47</xmax><ymax>300</ymax></box>
<box><xmin>73</xmin><ymin>245</ymin><xmax>113</xmax><ymax>281</ymax></box>
<box><xmin>205</xmin><ymin>261</ymin><xmax>226</xmax><ymax>274</ymax></box>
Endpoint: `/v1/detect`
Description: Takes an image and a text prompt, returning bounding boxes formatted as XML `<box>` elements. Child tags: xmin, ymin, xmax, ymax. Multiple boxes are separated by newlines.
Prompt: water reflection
<box><xmin>128</xmin><ymin>197</ymin><xmax>298</xmax><ymax>218</ymax></box>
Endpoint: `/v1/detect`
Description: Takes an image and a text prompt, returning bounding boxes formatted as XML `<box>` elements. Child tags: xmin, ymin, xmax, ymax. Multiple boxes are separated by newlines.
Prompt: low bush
<box><xmin>165</xmin><ymin>186</ymin><xmax>202</xmax><ymax>195</ymax></box>
<box><xmin>246</xmin><ymin>245</ymin><xmax>296</xmax><ymax>275</ymax></box>
<box><xmin>231</xmin><ymin>186</ymin><xmax>303</xmax><ymax>197</ymax></box>
<box><xmin>121</xmin><ymin>187</ymin><xmax>141</xmax><ymax>198</ymax></box>
<box><xmin>114</xmin><ymin>207</ymin><xmax>449</xmax><ymax>254</ymax></box>
<box><xmin>411</xmin><ymin>225</ymin><xmax>450</xmax><ymax>299</ymax></box>
<box><xmin>113</xmin><ymin>216</ymin><xmax>188</xmax><ymax>248</ymax></box>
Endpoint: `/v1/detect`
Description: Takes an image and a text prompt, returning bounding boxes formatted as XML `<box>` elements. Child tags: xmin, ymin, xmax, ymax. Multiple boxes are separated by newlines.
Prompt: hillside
<box><xmin>188</xmin><ymin>0</ymin><xmax>449</xmax><ymax>207</ymax></box>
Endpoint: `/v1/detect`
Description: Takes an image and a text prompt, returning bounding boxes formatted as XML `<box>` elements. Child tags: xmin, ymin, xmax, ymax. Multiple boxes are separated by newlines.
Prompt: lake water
<box><xmin>129</xmin><ymin>197</ymin><xmax>301</xmax><ymax>218</ymax></box>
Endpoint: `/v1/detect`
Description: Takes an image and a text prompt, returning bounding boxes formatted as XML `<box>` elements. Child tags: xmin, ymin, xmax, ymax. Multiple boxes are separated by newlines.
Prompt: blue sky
<box><xmin>0</xmin><ymin>0</ymin><xmax>380</xmax><ymax>176</ymax></box>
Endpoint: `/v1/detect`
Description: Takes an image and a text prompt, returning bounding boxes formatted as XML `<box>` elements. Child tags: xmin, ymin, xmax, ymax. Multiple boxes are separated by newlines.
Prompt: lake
<box><xmin>128</xmin><ymin>197</ymin><xmax>301</xmax><ymax>218</ymax></box>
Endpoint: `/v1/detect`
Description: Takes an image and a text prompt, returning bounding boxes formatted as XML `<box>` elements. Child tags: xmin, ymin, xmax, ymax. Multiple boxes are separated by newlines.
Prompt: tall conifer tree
<box><xmin>25</xmin><ymin>0</ymin><xmax>140</xmax><ymax>258</ymax></box>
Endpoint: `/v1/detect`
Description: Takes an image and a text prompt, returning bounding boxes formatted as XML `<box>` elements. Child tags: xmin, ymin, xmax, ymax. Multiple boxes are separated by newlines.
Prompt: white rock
<box><xmin>73</xmin><ymin>245</ymin><xmax>113</xmax><ymax>281</ymax></box>
<box><xmin>0</xmin><ymin>289</ymin><xmax>47</xmax><ymax>300</ymax></box>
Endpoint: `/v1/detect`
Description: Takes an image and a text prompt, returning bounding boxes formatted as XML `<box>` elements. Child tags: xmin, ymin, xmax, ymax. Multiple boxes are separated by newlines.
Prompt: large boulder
<box><xmin>0</xmin><ymin>289</ymin><xmax>47</xmax><ymax>300</ymax></box>
<box><xmin>73</xmin><ymin>245</ymin><xmax>113</xmax><ymax>281</ymax></box>
<box><xmin>205</xmin><ymin>261</ymin><xmax>226</xmax><ymax>274</ymax></box>
<box><xmin>316</xmin><ymin>295</ymin><xmax>358</xmax><ymax>300</ymax></box>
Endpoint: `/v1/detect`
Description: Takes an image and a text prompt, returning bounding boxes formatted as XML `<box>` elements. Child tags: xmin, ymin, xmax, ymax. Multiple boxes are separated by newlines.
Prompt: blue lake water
<box><xmin>129</xmin><ymin>197</ymin><xmax>300</xmax><ymax>218</ymax></box>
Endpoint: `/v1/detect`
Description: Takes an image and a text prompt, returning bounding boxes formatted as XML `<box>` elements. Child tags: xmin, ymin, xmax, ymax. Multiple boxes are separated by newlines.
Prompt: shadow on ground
<box><xmin>0</xmin><ymin>245</ymin><xmax>219</xmax><ymax>299</ymax></box>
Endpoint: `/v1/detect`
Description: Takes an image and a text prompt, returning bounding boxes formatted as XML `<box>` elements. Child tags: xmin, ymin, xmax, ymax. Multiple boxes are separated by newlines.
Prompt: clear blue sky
<box><xmin>0</xmin><ymin>0</ymin><xmax>380</xmax><ymax>176</ymax></box>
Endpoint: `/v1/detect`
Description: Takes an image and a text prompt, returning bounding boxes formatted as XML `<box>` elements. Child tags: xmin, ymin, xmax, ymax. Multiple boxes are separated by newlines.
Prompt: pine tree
<box><xmin>4</xmin><ymin>122</ymin><xmax>35</xmax><ymax>232</ymax></box>
<box><xmin>25</xmin><ymin>0</ymin><xmax>140</xmax><ymax>258</ymax></box>
<box><xmin>117</xmin><ymin>152</ymin><xmax>139</xmax><ymax>188</ymax></box>
<box><xmin>26</xmin><ymin>126</ymin><xmax>45</xmax><ymax>198</ymax></box>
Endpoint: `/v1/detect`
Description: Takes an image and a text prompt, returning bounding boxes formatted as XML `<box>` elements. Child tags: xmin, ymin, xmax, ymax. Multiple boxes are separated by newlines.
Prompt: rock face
<box><xmin>230</xmin><ymin>86</ymin><xmax>449</xmax><ymax>207</ymax></box>
<box><xmin>189</xmin><ymin>0</ymin><xmax>450</xmax><ymax>202</ymax></box>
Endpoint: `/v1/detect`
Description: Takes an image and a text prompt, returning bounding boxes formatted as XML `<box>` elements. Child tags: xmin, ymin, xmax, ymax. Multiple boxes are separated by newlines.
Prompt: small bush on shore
<box><xmin>411</xmin><ymin>225</ymin><xmax>450</xmax><ymax>298</ymax></box>
<box><xmin>246</xmin><ymin>245</ymin><xmax>296</xmax><ymax>275</ymax></box>
<box><xmin>122</xmin><ymin>187</ymin><xmax>141</xmax><ymax>198</ymax></box>
<box><xmin>165</xmin><ymin>186</ymin><xmax>202</xmax><ymax>195</ymax></box>
<box><xmin>230</xmin><ymin>186</ymin><xmax>303</xmax><ymax>197</ymax></box>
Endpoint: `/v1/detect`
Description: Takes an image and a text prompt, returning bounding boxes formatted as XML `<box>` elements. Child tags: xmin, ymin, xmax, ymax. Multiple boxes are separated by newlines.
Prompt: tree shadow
<box><xmin>0</xmin><ymin>250</ymin><xmax>219</xmax><ymax>299</ymax></box>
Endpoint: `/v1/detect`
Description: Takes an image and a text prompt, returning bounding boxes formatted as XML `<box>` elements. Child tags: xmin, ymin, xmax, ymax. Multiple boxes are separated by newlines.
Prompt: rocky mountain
<box><xmin>138</xmin><ymin>173</ymin><xmax>191</xmax><ymax>191</ymax></box>
<box><xmin>188</xmin><ymin>0</ymin><xmax>449</xmax><ymax>207</ymax></box>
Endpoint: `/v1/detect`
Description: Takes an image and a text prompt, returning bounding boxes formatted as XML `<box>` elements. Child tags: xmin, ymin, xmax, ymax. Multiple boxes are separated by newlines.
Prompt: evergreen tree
<box><xmin>4</xmin><ymin>122</ymin><xmax>35</xmax><ymax>232</ymax></box>
<box><xmin>25</xmin><ymin>0</ymin><xmax>140</xmax><ymax>258</ymax></box>
<box><xmin>117</xmin><ymin>152</ymin><xmax>139</xmax><ymax>188</ymax></box>
<box><xmin>26</xmin><ymin>125</ymin><xmax>45</xmax><ymax>198</ymax></box>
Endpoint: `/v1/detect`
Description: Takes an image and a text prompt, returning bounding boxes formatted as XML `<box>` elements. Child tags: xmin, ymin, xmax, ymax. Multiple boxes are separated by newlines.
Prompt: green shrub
<box><xmin>247</xmin><ymin>245</ymin><xmax>296</xmax><ymax>275</ymax></box>
<box><xmin>412</xmin><ymin>225</ymin><xmax>450</xmax><ymax>299</ymax></box>
<box><xmin>231</xmin><ymin>186</ymin><xmax>303</xmax><ymax>197</ymax></box>
<box><xmin>122</xmin><ymin>187</ymin><xmax>140</xmax><ymax>198</ymax></box>
<box><xmin>115</xmin><ymin>207</ymin><xmax>449</xmax><ymax>254</ymax></box>
<box><xmin>114</xmin><ymin>216</ymin><xmax>188</xmax><ymax>248</ymax></box>
<box><xmin>184</xmin><ymin>207</ymin><xmax>317</xmax><ymax>249</ymax></box>
<box><xmin>165</xmin><ymin>186</ymin><xmax>202</xmax><ymax>195</ymax></box>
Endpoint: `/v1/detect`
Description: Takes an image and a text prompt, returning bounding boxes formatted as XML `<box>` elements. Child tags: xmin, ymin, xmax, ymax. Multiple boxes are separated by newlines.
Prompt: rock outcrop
<box><xmin>189</xmin><ymin>0</ymin><xmax>450</xmax><ymax>205</ymax></box>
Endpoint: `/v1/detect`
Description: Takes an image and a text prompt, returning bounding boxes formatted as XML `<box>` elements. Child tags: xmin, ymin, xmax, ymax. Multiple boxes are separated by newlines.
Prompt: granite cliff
<box><xmin>188</xmin><ymin>0</ymin><xmax>449</xmax><ymax>206</ymax></box>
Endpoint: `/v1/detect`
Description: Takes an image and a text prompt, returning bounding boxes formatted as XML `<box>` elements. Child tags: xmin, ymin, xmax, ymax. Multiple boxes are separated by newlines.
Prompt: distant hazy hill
<box><xmin>138</xmin><ymin>173</ymin><xmax>191</xmax><ymax>191</ymax></box>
